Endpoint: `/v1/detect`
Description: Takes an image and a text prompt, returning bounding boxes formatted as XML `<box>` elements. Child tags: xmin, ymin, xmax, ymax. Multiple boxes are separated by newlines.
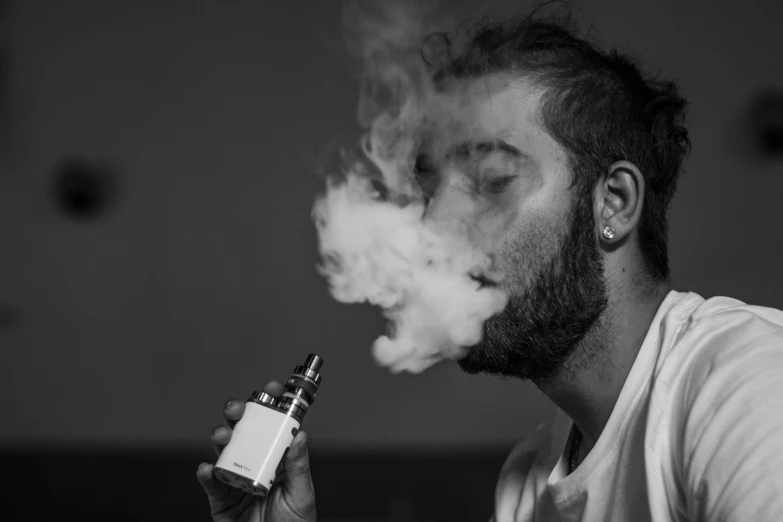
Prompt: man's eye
<box><xmin>483</xmin><ymin>175</ymin><xmax>517</xmax><ymax>194</ymax></box>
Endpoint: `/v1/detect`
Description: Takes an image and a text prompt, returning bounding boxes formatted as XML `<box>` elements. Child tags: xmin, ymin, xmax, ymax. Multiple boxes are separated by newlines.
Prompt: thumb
<box><xmin>281</xmin><ymin>431</ymin><xmax>316</xmax><ymax>517</ymax></box>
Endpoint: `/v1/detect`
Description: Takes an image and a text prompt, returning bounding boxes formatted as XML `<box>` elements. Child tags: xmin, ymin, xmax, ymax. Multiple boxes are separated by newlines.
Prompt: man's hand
<box><xmin>196</xmin><ymin>381</ymin><xmax>317</xmax><ymax>522</ymax></box>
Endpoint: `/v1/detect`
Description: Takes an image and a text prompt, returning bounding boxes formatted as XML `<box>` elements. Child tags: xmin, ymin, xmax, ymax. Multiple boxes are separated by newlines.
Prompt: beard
<box><xmin>457</xmin><ymin>192</ymin><xmax>608</xmax><ymax>383</ymax></box>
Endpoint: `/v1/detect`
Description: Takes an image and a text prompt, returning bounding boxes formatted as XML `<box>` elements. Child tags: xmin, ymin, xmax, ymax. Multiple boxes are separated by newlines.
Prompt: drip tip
<box><xmin>304</xmin><ymin>354</ymin><xmax>323</xmax><ymax>373</ymax></box>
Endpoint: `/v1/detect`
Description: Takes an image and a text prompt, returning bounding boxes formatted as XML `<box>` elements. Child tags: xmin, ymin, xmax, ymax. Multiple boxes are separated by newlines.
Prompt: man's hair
<box><xmin>423</xmin><ymin>4</ymin><xmax>691</xmax><ymax>281</ymax></box>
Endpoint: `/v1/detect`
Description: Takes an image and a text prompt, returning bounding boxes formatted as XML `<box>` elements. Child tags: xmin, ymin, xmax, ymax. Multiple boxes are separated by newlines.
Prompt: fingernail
<box><xmin>225</xmin><ymin>400</ymin><xmax>235</xmax><ymax>410</ymax></box>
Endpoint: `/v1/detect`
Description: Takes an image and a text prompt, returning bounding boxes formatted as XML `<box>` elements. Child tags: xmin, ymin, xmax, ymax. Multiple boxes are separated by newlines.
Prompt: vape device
<box><xmin>213</xmin><ymin>354</ymin><xmax>323</xmax><ymax>496</ymax></box>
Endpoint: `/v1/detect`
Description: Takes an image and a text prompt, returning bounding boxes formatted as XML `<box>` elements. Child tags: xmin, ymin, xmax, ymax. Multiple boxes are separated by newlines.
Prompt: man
<box><xmin>196</xmin><ymin>9</ymin><xmax>783</xmax><ymax>522</ymax></box>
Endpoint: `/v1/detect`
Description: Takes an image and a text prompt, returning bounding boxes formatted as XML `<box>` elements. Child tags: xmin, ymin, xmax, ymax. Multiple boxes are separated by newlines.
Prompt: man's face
<box><xmin>416</xmin><ymin>76</ymin><xmax>608</xmax><ymax>382</ymax></box>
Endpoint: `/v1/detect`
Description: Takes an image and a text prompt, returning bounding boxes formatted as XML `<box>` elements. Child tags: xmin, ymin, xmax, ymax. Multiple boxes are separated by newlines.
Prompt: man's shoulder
<box><xmin>686</xmin><ymin>294</ymin><xmax>783</xmax><ymax>329</ymax></box>
<box><xmin>651</xmin><ymin>292</ymin><xmax>783</xmax><ymax>431</ymax></box>
<box><xmin>658</xmin><ymin>295</ymin><xmax>783</xmax><ymax>518</ymax></box>
<box><xmin>666</xmin><ymin>292</ymin><xmax>783</xmax><ymax>368</ymax></box>
<box><xmin>693</xmin><ymin>294</ymin><xmax>782</xmax><ymax>350</ymax></box>
<box><xmin>659</xmin><ymin>292</ymin><xmax>783</xmax><ymax>435</ymax></box>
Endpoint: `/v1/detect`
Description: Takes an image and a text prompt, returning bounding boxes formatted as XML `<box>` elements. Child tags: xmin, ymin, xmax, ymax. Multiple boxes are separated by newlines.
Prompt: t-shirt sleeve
<box><xmin>682</xmin><ymin>319</ymin><xmax>783</xmax><ymax>521</ymax></box>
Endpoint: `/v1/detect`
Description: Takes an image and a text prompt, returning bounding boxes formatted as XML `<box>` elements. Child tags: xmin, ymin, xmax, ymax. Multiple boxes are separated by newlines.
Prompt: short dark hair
<box><xmin>423</xmin><ymin>5</ymin><xmax>691</xmax><ymax>281</ymax></box>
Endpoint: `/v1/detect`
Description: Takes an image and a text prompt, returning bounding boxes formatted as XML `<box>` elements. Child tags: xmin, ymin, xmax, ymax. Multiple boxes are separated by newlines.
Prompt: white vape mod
<box><xmin>213</xmin><ymin>353</ymin><xmax>323</xmax><ymax>496</ymax></box>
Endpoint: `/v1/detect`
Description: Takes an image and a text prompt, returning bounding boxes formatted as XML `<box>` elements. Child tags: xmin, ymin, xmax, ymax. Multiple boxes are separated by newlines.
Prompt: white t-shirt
<box><xmin>492</xmin><ymin>290</ymin><xmax>783</xmax><ymax>522</ymax></box>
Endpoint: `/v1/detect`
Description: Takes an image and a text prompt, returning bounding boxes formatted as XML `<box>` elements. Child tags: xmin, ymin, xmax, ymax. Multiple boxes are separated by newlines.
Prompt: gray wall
<box><xmin>1</xmin><ymin>0</ymin><xmax>781</xmax><ymax>450</ymax></box>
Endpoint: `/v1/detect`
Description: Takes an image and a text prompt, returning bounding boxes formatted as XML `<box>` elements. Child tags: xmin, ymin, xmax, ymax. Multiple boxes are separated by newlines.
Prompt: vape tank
<box><xmin>213</xmin><ymin>354</ymin><xmax>323</xmax><ymax>496</ymax></box>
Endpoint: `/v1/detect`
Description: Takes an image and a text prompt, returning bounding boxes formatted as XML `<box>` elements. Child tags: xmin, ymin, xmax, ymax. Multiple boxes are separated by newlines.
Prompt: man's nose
<box><xmin>423</xmin><ymin>181</ymin><xmax>475</xmax><ymax>224</ymax></box>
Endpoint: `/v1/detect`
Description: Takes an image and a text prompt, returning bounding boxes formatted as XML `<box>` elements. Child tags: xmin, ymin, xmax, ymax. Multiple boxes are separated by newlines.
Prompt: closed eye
<box><xmin>483</xmin><ymin>175</ymin><xmax>518</xmax><ymax>194</ymax></box>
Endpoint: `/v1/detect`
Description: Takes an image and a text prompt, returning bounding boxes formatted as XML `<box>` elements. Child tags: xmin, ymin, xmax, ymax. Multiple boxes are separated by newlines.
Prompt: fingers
<box><xmin>196</xmin><ymin>463</ymin><xmax>251</xmax><ymax>517</ymax></box>
<box><xmin>222</xmin><ymin>381</ymin><xmax>283</xmax><ymax>427</ymax></box>
<box><xmin>196</xmin><ymin>462</ymin><xmax>231</xmax><ymax>501</ymax></box>
<box><xmin>223</xmin><ymin>399</ymin><xmax>246</xmax><ymax>429</ymax></box>
<box><xmin>210</xmin><ymin>424</ymin><xmax>233</xmax><ymax>457</ymax></box>
<box><xmin>214</xmin><ymin>381</ymin><xmax>285</xmax><ymax>456</ymax></box>
<box><xmin>281</xmin><ymin>431</ymin><xmax>316</xmax><ymax>518</ymax></box>
<box><xmin>263</xmin><ymin>380</ymin><xmax>285</xmax><ymax>397</ymax></box>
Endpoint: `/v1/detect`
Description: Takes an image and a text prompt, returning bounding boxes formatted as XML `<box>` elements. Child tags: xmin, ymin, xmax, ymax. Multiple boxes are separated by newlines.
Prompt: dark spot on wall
<box><xmin>51</xmin><ymin>157</ymin><xmax>119</xmax><ymax>221</ymax></box>
<box><xmin>750</xmin><ymin>88</ymin><xmax>783</xmax><ymax>157</ymax></box>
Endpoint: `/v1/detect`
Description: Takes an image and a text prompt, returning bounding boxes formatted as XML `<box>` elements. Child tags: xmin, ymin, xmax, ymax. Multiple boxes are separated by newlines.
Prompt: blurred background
<box><xmin>1</xmin><ymin>0</ymin><xmax>782</xmax><ymax>520</ymax></box>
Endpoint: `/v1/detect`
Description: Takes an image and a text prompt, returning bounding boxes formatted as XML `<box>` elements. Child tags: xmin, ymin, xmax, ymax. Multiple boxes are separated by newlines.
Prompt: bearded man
<box><xmin>197</xmin><ymin>9</ymin><xmax>783</xmax><ymax>522</ymax></box>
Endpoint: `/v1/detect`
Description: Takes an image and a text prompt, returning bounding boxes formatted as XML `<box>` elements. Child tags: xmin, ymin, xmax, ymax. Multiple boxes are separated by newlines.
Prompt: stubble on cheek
<box><xmin>493</xmin><ymin>210</ymin><xmax>565</xmax><ymax>296</ymax></box>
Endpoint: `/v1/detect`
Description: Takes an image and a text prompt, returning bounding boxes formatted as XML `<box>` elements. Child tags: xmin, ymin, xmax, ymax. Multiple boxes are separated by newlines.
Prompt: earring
<box><xmin>602</xmin><ymin>226</ymin><xmax>615</xmax><ymax>240</ymax></box>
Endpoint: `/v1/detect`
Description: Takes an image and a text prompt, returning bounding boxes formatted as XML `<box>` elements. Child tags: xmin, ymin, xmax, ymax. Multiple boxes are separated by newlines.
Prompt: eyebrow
<box><xmin>445</xmin><ymin>139</ymin><xmax>529</xmax><ymax>160</ymax></box>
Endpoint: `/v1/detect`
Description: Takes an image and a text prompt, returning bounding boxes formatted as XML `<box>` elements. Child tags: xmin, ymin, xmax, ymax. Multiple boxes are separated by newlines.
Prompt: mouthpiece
<box><xmin>305</xmin><ymin>353</ymin><xmax>323</xmax><ymax>372</ymax></box>
<box><xmin>277</xmin><ymin>353</ymin><xmax>324</xmax><ymax>423</ymax></box>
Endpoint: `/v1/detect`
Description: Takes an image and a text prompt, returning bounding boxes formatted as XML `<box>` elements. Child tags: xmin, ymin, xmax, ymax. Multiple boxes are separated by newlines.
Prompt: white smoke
<box><xmin>312</xmin><ymin>1</ymin><xmax>508</xmax><ymax>373</ymax></box>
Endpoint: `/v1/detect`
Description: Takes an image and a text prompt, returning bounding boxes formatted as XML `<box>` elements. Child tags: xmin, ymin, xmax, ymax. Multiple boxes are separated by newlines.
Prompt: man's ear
<box><xmin>594</xmin><ymin>161</ymin><xmax>645</xmax><ymax>243</ymax></box>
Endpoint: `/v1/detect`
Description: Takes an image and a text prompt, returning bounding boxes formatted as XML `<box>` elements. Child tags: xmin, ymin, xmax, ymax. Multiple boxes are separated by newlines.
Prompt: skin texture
<box><xmin>419</xmin><ymin>75</ymin><xmax>671</xmax><ymax>463</ymax></box>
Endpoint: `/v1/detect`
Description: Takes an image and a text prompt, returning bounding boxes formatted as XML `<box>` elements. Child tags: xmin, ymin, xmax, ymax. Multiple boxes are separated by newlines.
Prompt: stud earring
<box><xmin>602</xmin><ymin>226</ymin><xmax>615</xmax><ymax>240</ymax></box>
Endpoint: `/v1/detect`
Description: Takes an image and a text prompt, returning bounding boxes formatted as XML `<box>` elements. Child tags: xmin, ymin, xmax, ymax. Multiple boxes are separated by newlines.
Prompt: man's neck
<box><xmin>535</xmin><ymin>280</ymin><xmax>672</xmax><ymax>452</ymax></box>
